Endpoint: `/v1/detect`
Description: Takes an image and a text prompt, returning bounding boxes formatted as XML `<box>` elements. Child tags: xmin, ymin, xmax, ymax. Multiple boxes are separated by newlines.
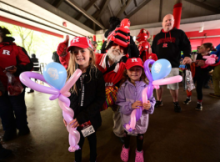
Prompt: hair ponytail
<box><xmin>203</xmin><ymin>43</ymin><xmax>217</xmax><ymax>52</ymax></box>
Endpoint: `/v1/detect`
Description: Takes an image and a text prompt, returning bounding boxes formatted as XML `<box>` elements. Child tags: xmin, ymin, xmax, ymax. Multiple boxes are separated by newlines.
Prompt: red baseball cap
<box><xmin>125</xmin><ymin>58</ymin><xmax>144</xmax><ymax>70</ymax></box>
<box><xmin>67</xmin><ymin>37</ymin><xmax>93</xmax><ymax>52</ymax></box>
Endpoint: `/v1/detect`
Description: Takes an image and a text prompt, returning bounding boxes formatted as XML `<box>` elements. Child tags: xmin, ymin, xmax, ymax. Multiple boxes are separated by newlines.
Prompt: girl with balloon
<box><xmin>183</xmin><ymin>43</ymin><xmax>217</xmax><ymax>111</ymax></box>
<box><xmin>116</xmin><ymin>58</ymin><xmax>156</xmax><ymax>162</ymax></box>
<box><xmin>60</xmin><ymin>37</ymin><xmax>105</xmax><ymax>162</ymax></box>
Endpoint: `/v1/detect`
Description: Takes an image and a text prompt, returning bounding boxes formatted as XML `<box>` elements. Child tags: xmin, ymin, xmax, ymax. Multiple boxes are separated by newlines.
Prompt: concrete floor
<box><xmin>1</xmin><ymin>85</ymin><xmax>220</xmax><ymax>162</ymax></box>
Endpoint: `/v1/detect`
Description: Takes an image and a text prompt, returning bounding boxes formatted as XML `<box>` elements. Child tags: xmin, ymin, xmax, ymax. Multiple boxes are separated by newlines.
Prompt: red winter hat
<box><xmin>67</xmin><ymin>37</ymin><xmax>93</xmax><ymax>52</ymax></box>
<box><xmin>125</xmin><ymin>58</ymin><xmax>144</xmax><ymax>70</ymax></box>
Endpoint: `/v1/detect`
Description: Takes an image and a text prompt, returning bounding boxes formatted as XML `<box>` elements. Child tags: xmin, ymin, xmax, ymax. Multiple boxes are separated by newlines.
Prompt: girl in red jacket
<box><xmin>60</xmin><ymin>36</ymin><xmax>105</xmax><ymax>162</ymax></box>
<box><xmin>0</xmin><ymin>27</ymin><xmax>32</xmax><ymax>141</ymax></box>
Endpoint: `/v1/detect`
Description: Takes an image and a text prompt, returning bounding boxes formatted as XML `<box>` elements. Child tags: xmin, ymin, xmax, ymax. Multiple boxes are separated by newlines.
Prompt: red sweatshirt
<box><xmin>0</xmin><ymin>40</ymin><xmax>31</xmax><ymax>88</ymax></box>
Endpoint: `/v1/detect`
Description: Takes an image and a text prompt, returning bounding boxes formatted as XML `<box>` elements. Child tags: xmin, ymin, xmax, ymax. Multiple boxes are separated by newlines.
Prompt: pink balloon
<box><xmin>153</xmin><ymin>76</ymin><xmax>182</xmax><ymax>86</ymax></box>
<box><xmin>142</xmin><ymin>87</ymin><xmax>148</xmax><ymax>104</ymax></box>
<box><xmin>68</xmin><ymin>132</ymin><xmax>80</xmax><ymax>152</ymax></box>
<box><xmin>203</xmin><ymin>54</ymin><xmax>218</xmax><ymax>65</ymax></box>
<box><xmin>126</xmin><ymin>87</ymin><xmax>148</xmax><ymax>132</ymax></box>
<box><xmin>130</xmin><ymin>109</ymin><xmax>137</xmax><ymax>130</ymax></box>
<box><xmin>60</xmin><ymin>69</ymin><xmax>82</xmax><ymax>94</ymax></box>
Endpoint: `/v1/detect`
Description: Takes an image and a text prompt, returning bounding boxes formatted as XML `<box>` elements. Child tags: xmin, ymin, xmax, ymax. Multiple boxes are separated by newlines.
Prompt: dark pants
<box><xmin>0</xmin><ymin>90</ymin><xmax>28</xmax><ymax>131</ymax></box>
<box><xmin>194</xmin><ymin>75</ymin><xmax>206</xmax><ymax>101</ymax></box>
<box><xmin>75</xmin><ymin>128</ymin><xmax>97</xmax><ymax>162</ymax></box>
<box><xmin>124</xmin><ymin>131</ymin><xmax>144</xmax><ymax>152</ymax></box>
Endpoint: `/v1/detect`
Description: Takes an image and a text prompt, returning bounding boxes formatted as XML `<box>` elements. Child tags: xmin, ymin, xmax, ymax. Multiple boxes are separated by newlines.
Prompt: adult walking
<box><xmin>0</xmin><ymin>27</ymin><xmax>32</xmax><ymax>141</ymax></box>
<box><xmin>152</xmin><ymin>14</ymin><xmax>192</xmax><ymax>112</ymax></box>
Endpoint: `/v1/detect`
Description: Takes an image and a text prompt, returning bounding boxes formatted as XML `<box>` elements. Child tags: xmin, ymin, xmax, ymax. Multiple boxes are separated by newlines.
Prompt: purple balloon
<box><xmin>144</xmin><ymin>59</ymin><xmax>155</xmax><ymax>82</ymax></box>
<box><xmin>20</xmin><ymin>72</ymin><xmax>59</xmax><ymax>95</ymax></box>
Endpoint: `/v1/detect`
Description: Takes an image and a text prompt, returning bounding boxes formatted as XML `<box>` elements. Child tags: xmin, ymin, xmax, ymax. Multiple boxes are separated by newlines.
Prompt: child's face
<box><xmin>199</xmin><ymin>45</ymin><xmax>210</xmax><ymax>55</ymax></box>
<box><xmin>127</xmin><ymin>66</ymin><xmax>143</xmax><ymax>82</ymax></box>
<box><xmin>72</xmin><ymin>47</ymin><xmax>91</xmax><ymax>66</ymax></box>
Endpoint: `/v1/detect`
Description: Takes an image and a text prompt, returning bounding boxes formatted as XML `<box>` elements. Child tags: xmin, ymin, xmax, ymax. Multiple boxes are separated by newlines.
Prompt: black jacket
<box><xmin>30</xmin><ymin>55</ymin><xmax>39</xmax><ymax>71</ymax></box>
<box><xmin>69</xmin><ymin>66</ymin><xmax>105</xmax><ymax>130</ymax></box>
<box><xmin>0</xmin><ymin>80</ymin><xmax>5</xmax><ymax>94</ymax></box>
<box><xmin>152</xmin><ymin>27</ymin><xmax>191</xmax><ymax>68</ymax></box>
<box><xmin>52</xmin><ymin>51</ymin><xmax>61</xmax><ymax>63</ymax></box>
<box><xmin>195</xmin><ymin>53</ymin><xmax>211</xmax><ymax>78</ymax></box>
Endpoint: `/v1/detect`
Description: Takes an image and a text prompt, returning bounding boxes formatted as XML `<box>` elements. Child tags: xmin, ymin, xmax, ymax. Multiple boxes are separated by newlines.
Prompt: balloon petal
<box><xmin>43</xmin><ymin>62</ymin><xmax>67</xmax><ymax>90</ymax></box>
<box><xmin>20</xmin><ymin>72</ymin><xmax>59</xmax><ymax>95</ymax></box>
<box><xmin>60</xmin><ymin>69</ymin><xmax>82</xmax><ymax>94</ymax></box>
<box><xmin>151</xmin><ymin>59</ymin><xmax>171</xmax><ymax>80</ymax></box>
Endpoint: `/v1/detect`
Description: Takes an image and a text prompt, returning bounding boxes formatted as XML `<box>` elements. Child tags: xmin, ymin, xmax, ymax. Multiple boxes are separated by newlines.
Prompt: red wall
<box><xmin>185</xmin><ymin>29</ymin><xmax>220</xmax><ymax>50</ymax></box>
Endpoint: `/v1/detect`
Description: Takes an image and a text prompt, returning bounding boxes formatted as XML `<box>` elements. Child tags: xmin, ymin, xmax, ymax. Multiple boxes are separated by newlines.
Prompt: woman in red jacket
<box><xmin>0</xmin><ymin>27</ymin><xmax>33</xmax><ymax>141</ymax></box>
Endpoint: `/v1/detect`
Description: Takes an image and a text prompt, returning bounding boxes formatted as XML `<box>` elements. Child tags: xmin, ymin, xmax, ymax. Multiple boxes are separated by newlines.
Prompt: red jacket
<box><xmin>95</xmin><ymin>54</ymin><xmax>125</xmax><ymax>86</ymax></box>
<box><xmin>58</xmin><ymin>52</ymin><xmax>125</xmax><ymax>86</ymax></box>
<box><xmin>0</xmin><ymin>39</ymin><xmax>31</xmax><ymax>88</ymax></box>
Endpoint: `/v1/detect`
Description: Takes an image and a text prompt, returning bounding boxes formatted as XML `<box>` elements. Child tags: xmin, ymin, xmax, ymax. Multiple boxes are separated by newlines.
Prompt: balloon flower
<box><xmin>19</xmin><ymin>62</ymin><xmax>82</xmax><ymax>152</ymax></box>
<box><xmin>201</xmin><ymin>54</ymin><xmax>218</xmax><ymax>68</ymax></box>
<box><xmin>125</xmin><ymin>59</ymin><xmax>183</xmax><ymax>132</ymax></box>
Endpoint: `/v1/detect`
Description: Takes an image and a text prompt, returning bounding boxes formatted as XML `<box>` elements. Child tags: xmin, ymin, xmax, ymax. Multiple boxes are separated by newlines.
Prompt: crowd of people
<box><xmin>0</xmin><ymin>13</ymin><xmax>219</xmax><ymax>162</ymax></box>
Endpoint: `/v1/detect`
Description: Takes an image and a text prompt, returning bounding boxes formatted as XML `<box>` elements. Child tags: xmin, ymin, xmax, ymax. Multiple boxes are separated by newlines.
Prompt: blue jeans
<box><xmin>0</xmin><ymin>89</ymin><xmax>28</xmax><ymax>131</ymax></box>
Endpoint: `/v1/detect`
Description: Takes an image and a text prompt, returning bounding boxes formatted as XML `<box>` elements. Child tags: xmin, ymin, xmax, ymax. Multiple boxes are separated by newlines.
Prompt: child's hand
<box><xmin>143</xmin><ymin>101</ymin><xmax>151</xmax><ymax>110</ymax></box>
<box><xmin>131</xmin><ymin>101</ymin><xmax>143</xmax><ymax>109</ymax></box>
<box><xmin>7</xmin><ymin>66</ymin><xmax>17</xmax><ymax>74</ymax></box>
<box><xmin>63</xmin><ymin>118</ymin><xmax>67</xmax><ymax>127</ymax></box>
<box><xmin>69</xmin><ymin>119</ymin><xmax>79</xmax><ymax>128</ymax></box>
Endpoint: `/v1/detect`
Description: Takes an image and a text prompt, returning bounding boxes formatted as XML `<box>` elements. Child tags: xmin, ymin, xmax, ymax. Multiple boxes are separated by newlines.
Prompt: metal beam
<box><xmin>65</xmin><ymin>0</ymin><xmax>105</xmax><ymax>29</ymax></box>
<box><xmin>184</xmin><ymin>0</ymin><xmax>220</xmax><ymax>13</ymax></box>
<box><xmin>52</xmin><ymin>0</ymin><xmax>64</xmax><ymax>8</ymax></box>
<box><xmin>117</xmin><ymin>0</ymin><xmax>133</xmax><ymax>17</ymax></box>
<box><xmin>126</xmin><ymin>0</ymin><xmax>151</xmax><ymax>18</ymax></box>
<box><xmin>75</xmin><ymin>0</ymin><xmax>98</xmax><ymax>20</ymax></box>
<box><xmin>134</xmin><ymin>0</ymin><xmax>138</xmax><ymax>7</ymax></box>
<box><xmin>108</xmin><ymin>4</ymin><xmax>114</xmax><ymax>16</ymax></box>
<box><xmin>97</xmin><ymin>0</ymin><xmax>111</xmax><ymax>20</ymax></box>
<box><xmin>29</xmin><ymin>0</ymin><xmax>94</xmax><ymax>34</ymax></box>
<box><xmin>159</xmin><ymin>0</ymin><xmax>163</xmax><ymax>22</ymax></box>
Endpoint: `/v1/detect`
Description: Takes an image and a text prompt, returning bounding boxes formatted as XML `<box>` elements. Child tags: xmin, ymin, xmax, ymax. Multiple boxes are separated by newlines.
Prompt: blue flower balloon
<box><xmin>151</xmin><ymin>59</ymin><xmax>171</xmax><ymax>80</ymax></box>
<box><xmin>43</xmin><ymin>62</ymin><xmax>67</xmax><ymax>90</ymax></box>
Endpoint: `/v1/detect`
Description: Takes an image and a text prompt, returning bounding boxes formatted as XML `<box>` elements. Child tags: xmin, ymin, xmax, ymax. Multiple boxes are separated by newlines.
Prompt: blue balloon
<box><xmin>43</xmin><ymin>62</ymin><xmax>67</xmax><ymax>90</ymax></box>
<box><xmin>151</xmin><ymin>59</ymin><xmax>171</xmax><ymax>80</ymax></box>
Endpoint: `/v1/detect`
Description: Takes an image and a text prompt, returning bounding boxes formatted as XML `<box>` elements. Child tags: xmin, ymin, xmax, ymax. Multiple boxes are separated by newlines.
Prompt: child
<box><xmin>116</xmin><ymin>58</ymin><xmax>156</xmax><ymax>162</ymax></box>
<box><xmin>183</xmin><ymin>43</ymin><xmax>216</xmax><ymax>110</ymax></box>
<box><xmin>60</xmin><ymin>37</ymin><xmax>106</xmax><ymax>162</ymax></box>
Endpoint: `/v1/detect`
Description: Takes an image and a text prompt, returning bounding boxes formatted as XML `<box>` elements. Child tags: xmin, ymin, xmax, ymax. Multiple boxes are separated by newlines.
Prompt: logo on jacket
<box><xmin>157</xmin><ymin>37</ymin><xmax>176</xmax><ymax>45</ymax></box>
<box><xmin>2</xmin><ymin>50</ymin><xmax>10</xmax><ymax>55</ymax></box>
<box><xmin>154</xmin><ymin>63</ymin><xmax>162</xmax><ymax>73</ymax></box>
<box><xmin>47</xmin><ymin>68</ymin><xmax>59</xmax><ymax>80</ymax></box>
